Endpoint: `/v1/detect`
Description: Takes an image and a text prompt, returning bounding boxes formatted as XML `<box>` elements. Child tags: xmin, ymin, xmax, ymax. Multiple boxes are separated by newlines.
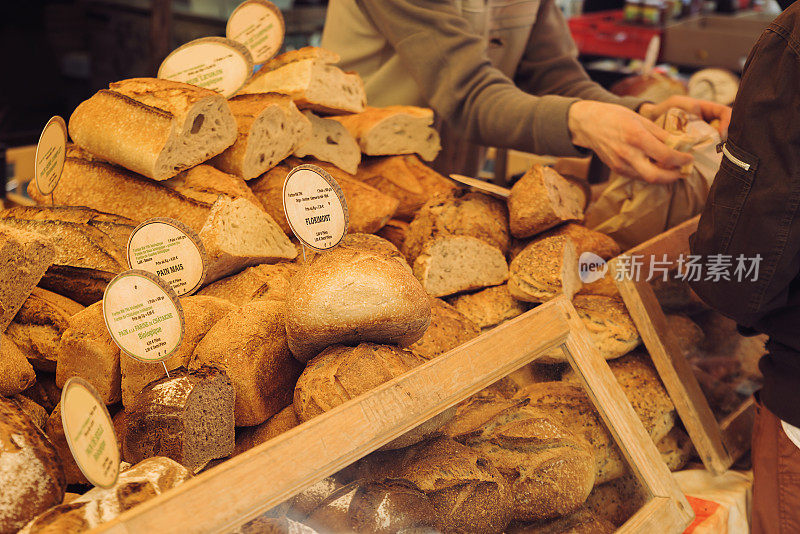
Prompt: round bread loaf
<box><xmin>447</xmin><ymin>284</ymin><xmax>528</xmax><ymax>330</ymax></box>
<box><xmin>285</xmin><ymin>246</ymin><xmax>431</xmax><ymax>362</ymax></box>
<box><xmin>508</xmin><ymin>235</ymin><xmax>581</xmax><ymax>303</ymax></box>
<box><xmin>0</xmin><ymin>396</ymin><xmax>65</xmax><ymax>534</ymax></box>
<box><xmin>408</xmin><ymin>297</ymin><xmax>480</xmax><ymax>360</ymax></box>
<box><xmin>508</xmin><ymin>165</ymin><xmax>585</xmax><ymax>239</ymax></box>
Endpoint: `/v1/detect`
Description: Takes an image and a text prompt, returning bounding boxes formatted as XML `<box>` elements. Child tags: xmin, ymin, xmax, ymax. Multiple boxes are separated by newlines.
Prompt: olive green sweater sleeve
<box><xmin>354</xmin><ymin>0</ymin><xmax>645</xmax><ymax>157</ymax></box>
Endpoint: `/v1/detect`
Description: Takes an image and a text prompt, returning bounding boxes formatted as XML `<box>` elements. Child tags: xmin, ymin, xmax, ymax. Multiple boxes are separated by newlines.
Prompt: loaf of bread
<box><xmin>44</xmin><ymin>402</ymin><xmax>87</xmax><ymax>485</ymax></box>
<box><xmin>447</xmin><ymin>284</ymin><xmax>528</xmax><ymax>330</ymax></box>
<box><xmin>408</xmin><ymin>297</ymin><xmax>481</xmax><ymax>360</ymax></box>
<box><xmin>235</xmin><ymin>404</ymin><xmax>300</xmax><ymax>455</ymax></box>
<box><xmin>507</xmin><ymin>507</ymin><xmax>616</xmax><ymax>534</ymax></box>
<box><xmin>444</xmin><ymin>396</ymin><xmax>595</xmax><ymax>521</ymax></box>
<box><xmin>584</xmin><ymin>475</ymin><xmax>647</xmax><ymax>527</ymax></box>
<box><xmin>199</xmin><ymin>196</ymin><xmax>297</xmax><ymax>283</ymax></box>
<box><xmin>0</xmin><ymin>226</ymin><xmax>55</xmax><ymax>331</ymax></box>
<box><xmin>508</xmin><ymin>165</ymin><xmax>585</xmax><ymax>239</ymax></box>
<box><xmin>0</xmin><ymin>396</ymin><xmax>65</xmax><ymax>534</ymax></box>
<box><xmin>69</xmin><ymin>78</ymin><xmax>237</xmax><ymax>180</ymax></box>
<box><xmin>6</xmin><ymin>288</ymin><xmax>84</xmax><ymax>372</ymax></box>
<box><xmin>508</xmin><ymin>235</ymin><xmax>581</xmax><ymax>303</ymax></box>
<box><xmin>540</xmin><ymin>295</ymin><xmax>640</xmax><ymax>363</ymax></box>
<box><xmin>541</xmin><ymin>224</ymin><xmax>621</xmax><ymax>260</ymax></box>
<box><xmin>294</xmin><ymin>110</ymin><xmax>361</xmax><ymax>174</ymax></box>
<box><xmin>124</xmin><ymin>366</ymin><xmax>235</xmax><ymax>472</ymax></box>
<box><xmin>238</xmin><ymin>47</ymin><xmax>367</xmax><ymax>115</ymax></box>
<box><xmin>299</xmin><ymin>233</ymin><xmax>407</xmax><ymax>267</ymax></box>
<box><xmin>17</xmin><ymin>457</ymin><xmax>192</xmax><ymax>533</ymax></box>
<box><xmin>666</xmin><ymin>314</ymin><xmax>705</xmax><ymax>357</ymax></box>
<box><xmin>162</xmin><ymin>162</ymin><xmax>265</xmax><ymax>208</ymax></box>
<box><xmin>197</xmin><ymin>262</ymin><xmax>298</xmax><ymax>305</ymax></box>
<box><xmin>0</xmin><ymin>335</ymin><xmax>36</xmax><ymax>396</ymax></box>
<box><xmin>10</xmin><ymin>396</ymin><xmax>48</xmax><ymax>431</ymax></box>
<box><xmin>376</xmin><ymin>219</ymin><xmax>409</xmax><ymax>252</ymax></box>
<box><xmin>414</xmin><ymin>235</ymin><xmax>509</xmax><ymax>297</ymax></box>
<box><xmin>249</xmin><ymin>157</ymin><xmax>399</xmax><ymax>234</ymax></box>
<box><xmin>331</xmin><ymin>106</ymin><xmax>441</xmax><ymax>162</ymax></box>
<box><xmin>210</xmin><ymin>94</ymin><xmax>311</xmax><ymax>180</ymax></box>
<box><xmin>20</xmin><ymin>374</ymin><xmax>61</xmax><ymax>415</ymax></box>
<box><xmin>285</xmin><ymin>246</ymin><xmax>431</xmax><ymax>362</ymax></box>
<box><xmin>355</xmin><ymin>156</ymin><xmax>429</xmax><ymax>220</ymax></box>
<box><xmin>403</xmin><ymin>154</ymin><xmax>457</xmax><ymax>196</ymax></box>
<box><xmin>56</xmin><ymin>302</ymin><xmax>121</xmax><ymax>404</ymax></box>
<box><xmin>121</xmin><ymin>295</ymin><xmax>236</xmax><ymax>408</ymax></box>
<box><xmin>190</xmin><ymin>300</ymin><xmax>302</xmax><ymax>426</ymax></box>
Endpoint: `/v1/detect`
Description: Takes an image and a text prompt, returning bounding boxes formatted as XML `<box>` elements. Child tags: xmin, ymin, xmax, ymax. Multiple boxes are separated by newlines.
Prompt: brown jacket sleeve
<box><xmin>354</xmin><ymin>0</ymin><xmax>642</xmax><ymax>157</ymax></box>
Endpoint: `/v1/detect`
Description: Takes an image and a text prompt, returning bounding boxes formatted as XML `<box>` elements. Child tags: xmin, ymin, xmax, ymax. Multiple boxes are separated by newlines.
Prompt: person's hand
<box><xmin>568</xmin><ymin>100</ymin><xmax>693</xmax><ymax>184</ymax></box>
<box><xmin>639</xmin><ymin>95</ymin><xmax>732</xmax><ymax>138</ymax></box>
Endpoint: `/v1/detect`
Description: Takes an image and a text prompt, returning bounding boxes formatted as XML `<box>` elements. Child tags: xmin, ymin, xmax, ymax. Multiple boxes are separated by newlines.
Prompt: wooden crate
<box><xmin>94</xmin><ymin>297</ymin><xmax>693</xmax><ymax>534</ymax></box>
<box><xmin>611</xmin><ymin>215</ymin><xmax>755</xmax><ymax>475</ymax></box>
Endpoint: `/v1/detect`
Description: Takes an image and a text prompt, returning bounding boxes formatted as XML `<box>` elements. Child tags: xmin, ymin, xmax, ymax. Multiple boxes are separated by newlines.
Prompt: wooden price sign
<box><xmin>102</xmin><ymin>270</ymin><xmax>185</xmax><ymax>364</ymax></box>
<box><xmin>127</xmin><ymin>218</ymin><xmax>207</xmax><ymax>297</ymax></box>
<box><xmin>227</xmin><ymin>0</ymin><xmax>285</xmax><ymax>64</ymax></box>
<box><xmin>283</xmin><ymin>164</ymin><xmax>349</xmax><ymax>252</ymax></box>
<box><xmin>34</xmin><ymin>116</ymin><xmax>68</xmax><ymax>199</ymax></box>
<box><xmin>60</xmin><ymin>377</ymin><xmax>120</xmax><ymax>488</ymax></box>
<box><xmin>158</xmin><ymin>37</ymin><xmax>254</xmax><ymax>97</ymax></box>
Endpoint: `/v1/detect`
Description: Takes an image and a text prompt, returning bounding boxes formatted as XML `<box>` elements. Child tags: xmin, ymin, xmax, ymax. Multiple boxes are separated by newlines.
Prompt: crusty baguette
<box><xmin>331</xmin><ymin>106</ymin><xmax>441</xmax><ymax>161</ymax></box>
<box><xmin>69</xmin><ymin>78</ymin><xmax>237</xmax><ymax>180</ymax></box>
<box><xmin>238</xmin><ymin>47</ymin><xmax>367</xmax><ymax>115</ymax></box>
<box><xmin>211</xmin><ymin>93</ymin><xmax>311</xmax><ymax>180</ymax></box>
<box><xmin>294</xmin><ymin>110</ymin><xmax>361</xmax><ymax>174</ymax></box>
<box><xmin>508</xmin><ymin>165</ymin><xmax>585</xmax><ymax>239</ymax></box>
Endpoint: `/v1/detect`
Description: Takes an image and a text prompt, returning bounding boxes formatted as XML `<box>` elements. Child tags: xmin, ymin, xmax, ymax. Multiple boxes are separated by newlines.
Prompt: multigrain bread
<box><xmin>238</xmin><ymin>47</ymin><xmax>367</xmax><ymax>115</ymax></box>
<box><xmin>69</xmin><ymin>78</ymin><xmax>237</xmax><ymax>180</ymax></box>
<box><xmin>162</xmin><ymin>160</ymin><xmax>265</xmax><ymax>208</ymax></box>
<box><xmin>210</xmin><ymin>93</ymin><xmax>311</xmax><ymax>180</ymax></box>
<box><xmin>190</xmin><ymin>300</ymin><xmax>302</xmax><ymax>426</ymax></box>
<box><xmin>0</xmin><ymin>226</ymin><xmax>56</xmax><ymax>331</ymax></box>
<box><xmin>447</xmin><ymin>284</ymin><xmax>528</xmax><ymax>330</ymax></box>
<box><xmin>6</xmin><ymin>288</ymin><xmax>84</xmax><ymax>372</ymax></box>
<box><xmin>0</xmin><ymin>396</ymin><xmax>65</xmax><ymax>534</ymax></box>
<box><xmin>0</xmin><ymin>336</ymin><xmax>36</xmax><ymax>396</ymax></box>
<box><xmin>508</xmin><ymin>235</ymin><xmax>581</xmax><ymax>303</ymax></box>
<box><xmin>199</xmin><ymin>196</ymin><xmax>297</xmax><ymax>283</ymax></box>
<box><xmin>540</xmin><ymin>295</ymin><xmax>640</xmax><ymax>363</ymax></box>
<box><xmin>249</xmin><ymin>157</ymin><xmax>399</xmax><ymax>234</ymax></box>
<box><xmin>408</xmin><ymin>297</ymin><xmax>481</xmax><ymax>360</ymax></box>
<box><xmin>541</xmin><ymin>223</ymin><xmax>621</xmax><ymax>259</ymax></box>
<box><xmin>508</xmin><ymin>166</ymin><xmax>585</xmax><ymax>239</ymax></box>
<box><xmin>294</xmin><ymin>110</ymin><xmax>361</xmax><ymax>174</ymax></box>
<box><xmin>285</xmin><ymin>246</ymin><xmax>431</xmax><ymax>362</ymax></box>
<box><xmin>196</xmin><ymin>262</ymin><xmax>298</xmax><ymax>305</ymax></box>
<box><xmin>355</xmin><ymin>156</ymin><xmax>429</xmax><ymax>220</ymax></box>
<box><xmin>584</xmin><ymin>476</ymin><xmax>647</xmax><ymax>527</ymax></box>
<box><xmin>235</xmin><ymin>404</ymin><xmax>300</xmax><ymax>455</ymax></box>
<box><xmin>44</xmin><ymin>403</ymin><xmax>87</xmax><ymax>485</ymax></box>
<box><xmin>331</xmin><ymin>106</ymin><xmax>442</xmax><ymax>161</ymax></box>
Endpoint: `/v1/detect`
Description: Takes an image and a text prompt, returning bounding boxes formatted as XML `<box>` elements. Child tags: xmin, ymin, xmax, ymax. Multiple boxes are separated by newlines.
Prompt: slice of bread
<box><xmin>294</xmin><ymin>110</ymin><xmax>361</xmax><ymax>174</ymax></box>
<box><xmin>508</xmin><ymin>165</ymin><xmax>585</xmax><ymax>239</ymax></box>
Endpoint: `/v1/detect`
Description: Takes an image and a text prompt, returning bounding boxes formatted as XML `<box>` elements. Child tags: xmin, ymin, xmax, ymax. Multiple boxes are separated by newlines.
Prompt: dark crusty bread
<box><xmin>408</xmin><ymin>297</ymin><xmax>481</xmax><ymax>360</ymax></box>
<box><xmin>10</xmin><ymin>396</ymin><xmax>48</xmax><ymax>431</ymax></box>
<box><xmin>285</xmin><ymin>246</ymin><xmax>431</xmax><ymax>362</ymax></box>
<box><xmin>508</xmin><ymin>165</ymin><xmax>585</xmax><ymax>239</ymax></box>
<box><xmin>196</xmin><ymin>262</ymin><xmax>299</xmax><ymax>305</ymax></box>
<box><xmin>0</xmin><ymin>396</ymin><xmax>65</xmax><ymax>534</ymax></box>
<box><xmin>447</xmin><ymin>283</ymin><xmax>529</xmax><ymax>330</ymax></box>
<box><xmin>506</xmin><ymin>507</ymin><xmax>616</xmax><ymax>534</ymax></box>
<box><xmin>44</xmin><ymin>402</ymin><xmax>87</xmax><ymax>485</ymax></box>
<box><xmin>20</xmin><ymin>374</ymin><xmax>62</xmax><ymax>415</ymax></box>
<box><xmin>69</xmin><ymin>78</ymin><xmax>237</xmax><ymax>180</ymax></box>
<box><xmin>124</xmin><ymin>366</ymin><xmax>235</xmax><ymax>472</ymax></box>
<box><xmin>235</xmin><ymin>404</ymin><xmax>300</xmax><ymax>456</ymax></box>
<box><xmin>584</xmin><ymin>475</ymin><xmax>647</xmax><ymax>527</ymax></box>
<box><xmin>0</xmin><ymin>335</ymin><xmax>36</xmax><ymax>396</ymax></box>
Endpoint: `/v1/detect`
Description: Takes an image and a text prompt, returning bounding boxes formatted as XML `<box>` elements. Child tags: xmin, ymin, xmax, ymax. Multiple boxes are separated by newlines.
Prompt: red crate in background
<box><xmin>568</xmin><ymin>10</ymin><xmax>662</xmax><ymax>59</ymax></box>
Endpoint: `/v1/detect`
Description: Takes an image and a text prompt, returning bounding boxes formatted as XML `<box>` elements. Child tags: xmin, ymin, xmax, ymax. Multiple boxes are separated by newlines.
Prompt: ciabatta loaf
<box><xmin>332</xmin><ymin>106</ymin><xmax>441</xmax><ymax>161</ymax></box>
<box><xmin>69</xmin><ymin>78</ymin><xmax>237</xmax><ymax>180</ymax></box>
<box><xmin>294</xmin><ymin>110</ymin><xmax>361</xmax><ymax>174</ymax></box>
<box><xmin>508</xmin><ymin>165</ymin><xmax>585</xmax><ymax>239</ymax></box>
<box><xmin>211</xmin><ymin>93</ymin><xmax>311</xmax><ymax>180</ymax></box>
<box><xmin>238</xmin><ymin>47</ymin><xmax>366</xmax><ymax>114</ymax></box>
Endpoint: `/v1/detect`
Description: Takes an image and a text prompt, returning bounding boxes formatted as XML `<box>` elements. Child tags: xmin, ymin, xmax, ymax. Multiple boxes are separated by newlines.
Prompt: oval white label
<box><xmin>227</xmin><ymin>0</ymin><xmax>285</xmax><ymax>64</ymax></box>
<box><xmin>127</xmin><ymin>218</ymin><xmax>206</xmax><ymax>297</ymax></box>
<box><xmin>102</xmin><ymin>270</ymin><xmax>185</xmax><ymax>363</ymax></box>
<box><xmin>283</xmin><ymin>164</ymin><xmax>349</xmax><ymax>251</ymax></box>
<box><xmin>60</xmin><ymin>377</ymin><xmax>120</xmax><ymax>489</ymax></box>
<box><xmin>34</xmin><ymin>116</ymin><xmax>67</xmax><ymax>196</ymax></box>
<box><xmin>158</xmin><ymin>37</ymin><xmax>254</xmax><ymax>98</ymax></box>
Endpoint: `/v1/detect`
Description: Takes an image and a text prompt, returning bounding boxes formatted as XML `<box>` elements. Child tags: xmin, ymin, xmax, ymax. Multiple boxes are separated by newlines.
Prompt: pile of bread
<box><xmin>0</xmin><ymin>45</ymin><xmax>695</xmax><ymax>534</ymax></box>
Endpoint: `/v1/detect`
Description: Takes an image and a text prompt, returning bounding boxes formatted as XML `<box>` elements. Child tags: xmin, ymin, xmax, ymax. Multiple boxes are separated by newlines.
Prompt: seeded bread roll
<box><xmin>408</xmin><ymin>297</ymin><xmax>481</xmax><ymax>360</ymax></box>
<box><xmin>584</xmin><ymin>476</ymin><xmax>647</xmax><ymax>527</ymax></box>
<box><xmin>331</xmin><ymin>106</ymin><xmax>442</xmax><ymax>162</ymax></box>
<box><xmin>124</xmin><ymin>366</ymin><xmax>235</xmax><ymax>472</ymax></box>
<box><xmin>355</xmin><ymin>156</ymin><xmax>429</xmax><ymax>220</ymax></box>
<box><xmin>541</xmin><ymin>224</ymin><xmax>621</xmax><ymax>260</ymax></box>
<box><xmin>0</xmin><ymin>335</ymin><xmax>36</xmax><ymax>396</ymax></box>
<box><xmin>447</xmin><ymin>284</ymin><xmax>528</xmax><ymax>330</ymax></box>
<box><xmin>0</xmin><ymin>226</ymin><xmax>56</xmax><ymax>331</ymax></box>
<box><xmin>285</xmin><ymin>246</ymin><xmax>431</xmax><ymax>362</ymax></box>
<box><xmin>197</xmin><ymin>262</ymin><xmax>298</xmax><ymax>305</ymax></box>
<box><xmin>0</xmin><ymin>396</ymin><xmax>65</xmax><ymax>534</ymax></box>
<box><xmin>508</xmin><ymin>235</ymin><xmax>581</xmax><ymax>303</ymax></box>
<box><xmin>508</xmin><ymin>165</ymin><xmax>585</xmax><ymax>239</ymax></box>
<box><xmin>69</xmin><ymin>78</ymin><xmax>237</xmax><ymax>180</ymax></box>
<box><xmin>294</xmin><ymin>110</ymin><xmax>361</xmax><ymax>174</ymax></box>
<box><xmin>211</xmin><ymin>93</ymin><xmax>311</xmax><ymax>180</ymax></box>
<box><xmin>238</xmin><ymin>47</ymin><xmax>367</xmax><ymax>115</ymax></box>
<box><xmin>190</xmin><ymin>300</ymin><xmax>302</xmax><ymax>426</ymax></box>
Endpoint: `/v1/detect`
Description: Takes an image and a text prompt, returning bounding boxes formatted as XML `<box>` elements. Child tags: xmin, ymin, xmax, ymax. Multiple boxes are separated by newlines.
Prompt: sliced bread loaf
<box><xmin>508</xmin><ymin>165</ymin><xmax>585</xmax><ymax>239</ymax></box>
<box><xmin>294</xmin><ymin>110</ymin><xmax>361</xmax><ymax>174</ymax></box>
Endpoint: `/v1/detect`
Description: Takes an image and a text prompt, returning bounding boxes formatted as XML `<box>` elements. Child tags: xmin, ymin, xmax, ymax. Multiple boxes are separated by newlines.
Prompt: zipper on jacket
<box><xmin>722</xmin><ymin>143</ymin><xmax>751</xmax><ymax>171</ymax></box>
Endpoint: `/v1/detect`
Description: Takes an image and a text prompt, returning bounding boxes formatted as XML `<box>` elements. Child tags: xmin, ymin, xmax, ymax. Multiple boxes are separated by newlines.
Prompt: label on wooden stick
<box><xmin>227</xmin><ymin>0</ymin><xmax>285</xmax><ymax>64</ymax></box>
<box><xmin>283</xmin><ymin>164</ymin><xmax>349</xmax><ymax>251</ymax></box>
<box><xmin>102</xmin><ymin>270</ymin><xmax>185</xmax><ymax>363</ymax></box>
<box><xmin>127</xmin><ymin>218</ymin><xmax>206</xmax><ymax>297</ymax></box>
<box><xmin>60</xmin><ymin>377</ymin><xmax>120</xmax><ymax>488</ymax></box>
<box><xmin>34</xmin><ymin>116</ymin><xmax>67</xmax><ymax>196</ymax></box>
<box><xmin>158</xmin><ymin>37</ymin><xmax>253</xmax><ymax>97</ymax></box>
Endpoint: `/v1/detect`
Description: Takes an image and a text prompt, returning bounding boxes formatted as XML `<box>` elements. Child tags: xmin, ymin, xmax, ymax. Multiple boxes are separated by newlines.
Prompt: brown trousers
<box><xmin>752</xmin><ymin>400</ymin><xmax>800</xmax><ymax>534</ymax></box>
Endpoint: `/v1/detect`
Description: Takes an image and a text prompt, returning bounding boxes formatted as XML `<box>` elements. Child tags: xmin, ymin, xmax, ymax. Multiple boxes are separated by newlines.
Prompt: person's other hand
<box><xmin>639</xmin><ymin>95</ymin><xmax>732</xmax><ymax>138</ymax></box>
<box><xmin>568</xmin><ymin>100</ymin><xmax>692</xmax><ymax>184</ymax></box>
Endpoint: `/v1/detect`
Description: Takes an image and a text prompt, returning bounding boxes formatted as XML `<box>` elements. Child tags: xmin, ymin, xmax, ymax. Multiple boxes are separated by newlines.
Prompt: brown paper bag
<box><xmin>584</xmin><ymin>109</ymin><xmax>722</xmax><ymax>250</ymax></box>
